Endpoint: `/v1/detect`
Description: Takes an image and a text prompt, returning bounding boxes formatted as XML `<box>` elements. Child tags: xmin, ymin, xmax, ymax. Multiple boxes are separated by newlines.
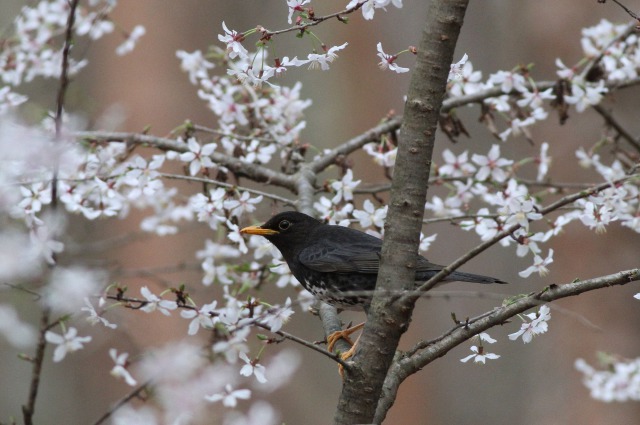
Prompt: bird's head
<box><xmin>240</xmin><ymin>211</ymin><xmax>322</xmax><ymax>255</ymax></box>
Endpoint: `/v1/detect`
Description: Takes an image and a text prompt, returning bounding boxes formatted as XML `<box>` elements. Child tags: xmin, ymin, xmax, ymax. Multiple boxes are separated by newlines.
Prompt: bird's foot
<box><xmin>326</xmin><ymin>322</ymin><xmax>365</xmax><ymax>353</ymax></box>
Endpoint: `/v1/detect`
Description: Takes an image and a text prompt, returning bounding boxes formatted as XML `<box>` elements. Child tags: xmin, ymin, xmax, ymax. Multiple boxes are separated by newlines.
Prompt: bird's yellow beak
<box><xmin>240</xmin><ymin>225</ymin><xmax>279</xmax><ymax>236</ymax></box>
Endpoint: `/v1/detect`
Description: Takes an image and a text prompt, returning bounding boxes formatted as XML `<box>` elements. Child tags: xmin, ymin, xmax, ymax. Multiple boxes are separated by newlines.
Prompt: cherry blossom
<box><xmin>178</xmin><ymin>137</ymin><xmax>217</xmax><ymax>176</ymax></box>
<box><xmin>180</xmin><ymin>301</ymin><xmax>219</xmax><ymax>335</ymax></box>
<box><xmin>353</xmin><ymin>199</ymin><xmax>387</xmax><ymax>228</ymax></box>
<box><xmin>438</xmin><ymin>149</ymin><xmax>476</xmax><ymax>177</ymax></box>
<box><xmin>448</xmin><ymin>53</ymin><xmax>469</xmax><ymax>81</ymax></box>
<box><xmin>579</xmin><ymin>201</ymin><xmax>616</xmax><ymax>233</ymax></box>
<box><xmin>363</xmin><ymin>141</ymin><xmax>397</xmax><ymax>167</ymax></box>
<box><xmin>115</xmin><ymin>25</ymin><xmax>146</xmax><ymax>56</ymax></box>
<box><xmin>45</xmin><ymin>327</ymin><xmax>92</xmax><ymax>362</ymax></box>
<box><xmin>331</xmin><ymin>169</ymin><xmax>361</xmax><ymax>204</ymax></box>
<box><xmin>140</xmin><ymin>286</ymin><xmax>178</xmax><ymax>316</ymax></box>
<box><xmin>81</xmin><ymin>297</ymin><xmax>117</xmax><ymax>329</ymax></box>
<box><xmin>460</xmin><ymin>345</ymin><xmax>500</xmax><ymax>364</ymax></box>
<box><xmin>448</xmin><ymin>58</ymin><xmax>483</xmax><ymax>96</ymax></box>
<box><xmin>376</xmin><ymin>42</ymin><xmax>409</xmax><ymax>73</ymax></box>
<box><xmin>301</xmin><ymin>43</ymin><xmax>348</xmax><ymax>70</ymax></box>
<box><xmin>110</xmin><ymin>349</ymin><xmax>138</xmax><ymax>386</ymax></box>
<box><xmin>536</xmin><ymin>142</ymin><xmax>551</xmax><ymax>181</ymax></box>
<box><xmin>508</xmin><ymin>305</ymin><xmax>551</xmax><ymax>343</ymax></box>
<box><xmin>224</xmin><ymin>192</ymin><xmax>263</xmax><ymax>218</ymax></box>
<box><xmin>419</xmin><ymin>233</ymin><xmax>437</xmax><ymax>252</ymax></box>
<box><xmin>472</xmin><ymin>145</ymin><xmax>513</xmax><ymax>183</ymax></box>
<box><xmin>564</xmin><ymin>79</ymin><xmax>608</xmax><ymax>113</ymax></box>
<box><xmin>0</xmin><ymin>87</ymin><xmax>28</xmax><ymax>114</ymax></box>
<box><xmin>218</xmin><ymin>22</ymin><xmax>248</xmax><ymax>59</ymax></box>
<box><xmin>487</xmin><ymin>70</ymin><xmax>527</xmax><ymax>93</ymax></box>
<box><xmin>518</xmin><ymin>249</ymin><xmax>554</xmax><ymax>278</ymax></box>
<box><xmin>347</xmin><ymin>0</ymin><xmax>403</xmax><ymax>20</ymax></box>
<box><xmin>205</xmin><ymin>384</ymin><xmax>251</xmax><ymax>407</ymax></box>
<box><xmin>286</xmin><ymin>0</ymin><xmax>311</xmax><ymax>24</ymax></box>
<box><xmin>261</xmin><ymin>298</ymin><xmax>294</xmax><ymax>332</ymax></box>
<box><xmin>575</xmin><ymin>355</ymin><xmax>640</xmax><ymax>402</ymax></box>
<box><xmin>239</xmin><ymin>352</ymin><xmax>267</xmax><ymax>383</ymax></box>
<box><xmin>176</xmin><ymin>50</ymin><xmax>215</xmax><ymax>84</ymax></box>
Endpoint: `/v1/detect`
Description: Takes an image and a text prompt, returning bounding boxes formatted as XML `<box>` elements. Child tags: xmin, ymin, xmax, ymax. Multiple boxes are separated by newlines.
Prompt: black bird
<box><xmin>241</xmin><ymin>211</ymin><xmax>507</xmax><ymax>312</ymax></box>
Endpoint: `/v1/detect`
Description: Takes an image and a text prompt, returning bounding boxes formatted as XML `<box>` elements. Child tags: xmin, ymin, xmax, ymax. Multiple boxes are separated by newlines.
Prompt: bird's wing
<box><xmin>298</xmin><ymin>239</ymin><xmax>383</xmax><ymax>274</ymax></box>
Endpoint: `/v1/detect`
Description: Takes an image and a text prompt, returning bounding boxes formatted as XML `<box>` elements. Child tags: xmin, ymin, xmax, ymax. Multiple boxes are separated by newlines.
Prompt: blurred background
<box><xmin>1</xmin><ymin>1</ymin><xmax>639</xmax><ymax>424</ymax></box>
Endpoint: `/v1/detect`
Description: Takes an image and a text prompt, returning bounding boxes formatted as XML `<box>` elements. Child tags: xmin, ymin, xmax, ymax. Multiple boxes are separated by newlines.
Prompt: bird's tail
<box><xmin>446</xmin><ymin>270</ymin><xmax>508</xmax><ymax>284</ymax></box>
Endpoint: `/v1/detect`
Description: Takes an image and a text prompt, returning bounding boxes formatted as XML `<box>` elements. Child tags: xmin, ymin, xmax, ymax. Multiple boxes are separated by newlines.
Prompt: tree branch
<box><xmin>309</xmin><ymin>116</ymin><xmax>402</xmax><ymax>174</ymax></box>
<box><xmin>374</xmin><ymin>268</ymin><xmax>640</xmax><ymax>423</ymax></box>
<box><xmin>409</xmin><ymin>173</ymin><xmax>639</xmax><ymax>298</ymax></box>
<box><xmin>263</xmin><ymin>1</ymin><xmax>367</xmax><ymax>37</ymax></box>
<box><xmin>75</xmin><ymin>131</ymin><xmax>296</xmax><ymax>190</ymax></box>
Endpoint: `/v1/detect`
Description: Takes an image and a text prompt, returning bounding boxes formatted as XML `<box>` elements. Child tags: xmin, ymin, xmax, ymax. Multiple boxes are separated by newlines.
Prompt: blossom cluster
<box><xmin>575</xmin><ymin>355</ymin><xmax>640</xmax><ymax>402</ymax></box>
<box><xmin>460</xmin><ymin>305</ymin><xmax>552</xmax><ymax>365</ymax></box>
<box><xmin>0</xmin><ymin>0</ymin><xmax>145</xmax><ymax>114</ymax></box>
<box><xmin>445</xmin><ymin>19</ymin><xmax>640</xmax><ymax>143</ymax></box>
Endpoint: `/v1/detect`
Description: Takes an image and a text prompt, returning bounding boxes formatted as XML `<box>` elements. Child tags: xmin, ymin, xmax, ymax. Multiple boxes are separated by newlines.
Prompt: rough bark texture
<box><xmin>333</xmin><ymin>1</ymin><xmax>469</xmax><ymax>423</ymax></box>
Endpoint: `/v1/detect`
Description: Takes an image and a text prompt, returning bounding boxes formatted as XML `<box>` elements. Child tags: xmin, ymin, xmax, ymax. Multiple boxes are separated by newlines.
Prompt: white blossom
<box><xmin>45</xmin><ymin>327</ymin><xmax>92</xmax><ymax>362</ymax></box>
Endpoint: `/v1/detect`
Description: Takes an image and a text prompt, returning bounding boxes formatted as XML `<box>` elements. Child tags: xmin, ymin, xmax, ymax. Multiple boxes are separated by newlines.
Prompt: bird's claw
<box><xmin>326</xmin><ymin>322</ymin><xmax>365</xmax><ymax>353</ymax></box>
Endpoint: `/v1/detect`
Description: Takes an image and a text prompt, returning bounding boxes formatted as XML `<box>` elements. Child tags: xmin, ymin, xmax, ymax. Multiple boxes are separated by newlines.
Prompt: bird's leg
<box><xmin>326</xmin><ymin>322</ymin><xmax>365</xmax><ymax>353</ymax></box>
<box><xmin>337</xmin><ymin>331</ymin><xmax>363</xmax><ymax>377</ymax></box>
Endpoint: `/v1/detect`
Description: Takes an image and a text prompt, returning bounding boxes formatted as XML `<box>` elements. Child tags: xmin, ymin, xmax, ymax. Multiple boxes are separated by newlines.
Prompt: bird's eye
<box><xmin>278</xmin><ymin>220</ymin><xmax>291</xmax><ymax>230</ymax></box>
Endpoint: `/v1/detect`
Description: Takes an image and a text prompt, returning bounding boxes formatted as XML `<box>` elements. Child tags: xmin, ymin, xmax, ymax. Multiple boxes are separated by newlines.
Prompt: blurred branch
<box><xmin>22</xmin><ymin>2</ymin><xmax>79</xmax><ymax>424</ymax></box>
<box><xmin>92</xmin><ymin>380</ymin><xmax>150</xmax><ymax>425</ymax></box>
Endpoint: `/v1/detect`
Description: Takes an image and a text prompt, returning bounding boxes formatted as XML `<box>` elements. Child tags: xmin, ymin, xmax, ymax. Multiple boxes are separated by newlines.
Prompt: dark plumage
<box><xmin>241</xmin><ymin>211</ymin><xmax>507</xmax><ymax>310</ymax></box>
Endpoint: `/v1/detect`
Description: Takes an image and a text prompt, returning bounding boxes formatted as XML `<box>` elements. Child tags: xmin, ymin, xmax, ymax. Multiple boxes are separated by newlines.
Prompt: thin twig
<box><xmin>158</xmin><ymin>172</ymin><xmax>297</xmax><ymax>206</ymax></box>
<box><xmin>108</xmin><ymin>294</ymin><xmax>350</xmax><ymax>367</ymax></box>
<box><xmin>602</xmin><ymin>0</ymin><xmax>640</xmax><ymax>21</ymax></box>
<box><xmin>191</xmin><ymin>123</ymin><xmax>276</xmax><ymax>144</ymax></box>
<box><xmin>92</xmin><ymin>380</ymin><xmax>150</xmax><ymax>425</ymax></box>
<box><xmin>592</xmin><ymin>104</ymin><xmax>640</xmax><ymax>153</ymax></box>
<box><xmin>263</xmin><ymin>1</ymin><xmax>367</xmax><ymax>37</ymax></box>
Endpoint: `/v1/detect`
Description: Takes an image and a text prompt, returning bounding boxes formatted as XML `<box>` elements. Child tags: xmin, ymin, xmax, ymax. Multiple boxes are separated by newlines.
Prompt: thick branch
<box><xmin>334</xmin><ymin>1</ymin><xmax>469</xmax><ymax>423</ymax></box>
<box><xmin>374</xmin><ymin>268</ymin><xmax>640</xmax><ymax>423</ymax></box>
